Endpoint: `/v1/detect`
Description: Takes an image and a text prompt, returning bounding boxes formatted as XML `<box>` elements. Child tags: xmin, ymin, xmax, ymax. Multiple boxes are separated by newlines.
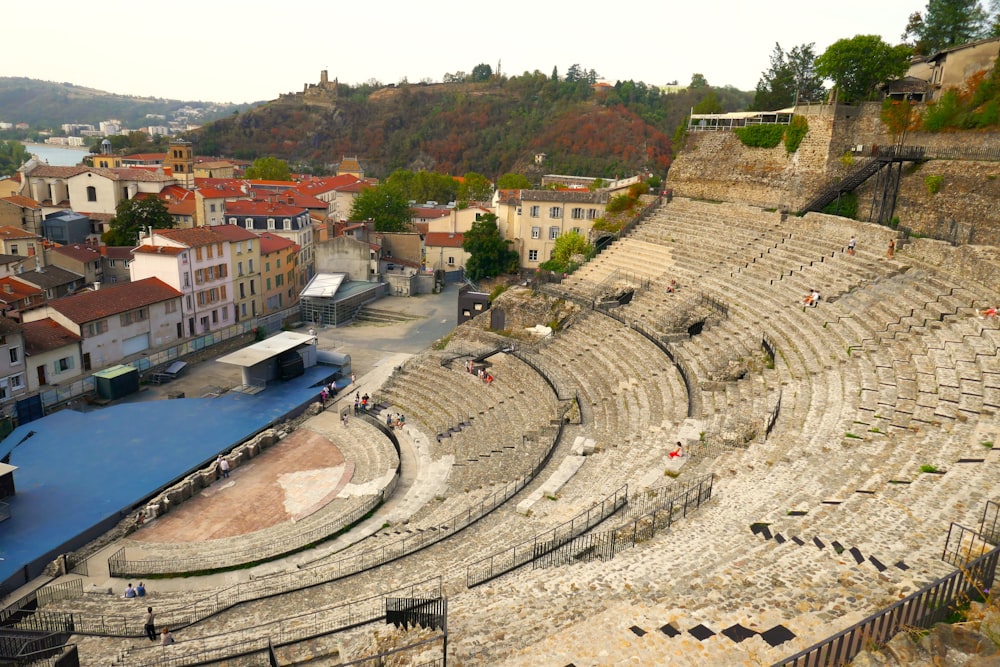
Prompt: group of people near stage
<box><xmin>465</xmin><ymin>360</ymin><xmax>494</xmax><ymax>384</ymax></box>
<box><xmin>318</xmin><ymin>380</ymin><xmax>338</xmax><ymax>406</ymax></box>
<box><xmin>353</xmin><ymin>392</ymin><xmax>370</xmax><ymax>413</ymax></box>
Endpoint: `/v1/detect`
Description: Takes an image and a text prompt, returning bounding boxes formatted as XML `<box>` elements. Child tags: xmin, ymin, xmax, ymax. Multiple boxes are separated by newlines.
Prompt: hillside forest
<box><xmin>191</xmin><ymin>71</ymin><xmax>752</xmax><ymax>179</ymax></box>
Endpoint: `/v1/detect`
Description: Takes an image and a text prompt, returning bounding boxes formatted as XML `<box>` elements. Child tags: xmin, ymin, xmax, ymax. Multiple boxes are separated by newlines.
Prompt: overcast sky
<box><xmin>3</xmin><ymin>0</ymin><xmax>926</xmax><ymax>104</ymax></box>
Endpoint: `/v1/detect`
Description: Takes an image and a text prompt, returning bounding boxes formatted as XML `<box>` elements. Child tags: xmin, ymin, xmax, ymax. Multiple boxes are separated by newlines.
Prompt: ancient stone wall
<box><xmin>669</xmin><ymin>102</ymin><xmax>1000</xmax><ymax>244</ymax></box>
<box><xmin>668</xmin><ymin>107</ymin><xmax>840</xmax><ymax>211</ymax></box>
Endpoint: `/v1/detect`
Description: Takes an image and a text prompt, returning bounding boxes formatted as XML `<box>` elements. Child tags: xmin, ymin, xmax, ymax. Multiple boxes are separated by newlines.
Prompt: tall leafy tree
<box><xmin>245</xmin><ymin>156</ymin><xmax>291</xmax><ymax>181</ymax></box>
<box><xmin>496</xmin><ymin>173</ymin><xmax>532</xmax><ymax>189</ymax></box>
<box><xmin>471</xmin><ymin>63</ymin><xmax>493</xmax><ymax>82</ymax></box>
<box><xmin>462</xmin><ymin>213</ymin><xmax>519</xmax><ymax>280</ymax></box>
<box><xmin>458</xmin><ymin>172</ymin><xmax>493</xmax><ymax>201</ymax></box>
<box><xmin>815</xmin><ymin>36</ymin><xmax>912</xmax><ymax>104</ymax></box>
<box><xmin>753</xmin><ymin>43</ymin><xmax>826</xmax><ymax>110</ymax></box>
<box><xmin>0</xmin><ymin>140</ymin><xmax>30</xmax><ymax>176</ymax></box>
<box><xmin>903</xmin><ymin>0</ymin><xmax>988</xmax><ymax>54</ymax></box>
<box><xmin>104</xmin><ymin>197</ymin><xmax>176</xmax><ymax>246</ymax></box>
<box><xmin>349</xmin><ymin>184</ymin><xmax>412</xmax><ymax>232</ymax></box>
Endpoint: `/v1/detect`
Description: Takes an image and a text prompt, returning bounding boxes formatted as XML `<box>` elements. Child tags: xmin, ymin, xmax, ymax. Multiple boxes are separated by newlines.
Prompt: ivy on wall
<box><xmin>732</xmin><ymin>116</ymin><xmax>809</xmax><ymax>153</ymax></box>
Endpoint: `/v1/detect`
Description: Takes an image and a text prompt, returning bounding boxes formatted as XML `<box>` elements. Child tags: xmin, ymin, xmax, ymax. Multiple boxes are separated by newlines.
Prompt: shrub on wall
<box><xmin>733</xmin><ymin>124</ymin><xmax>785</xmax><ymax>148</ymax></box>
<box><xmin>605</xmin><ymin>194</ymin><xmax>634</xmax><ymax>213</ymax></box>
<box><xmin>924</xmin><ymin>174</ymin><xmax>943</xmax><ymax>195</ymax></box>
<box><xmin>783</xmin><ymin>116</ymin><xmax>809</xmax><ymax>153</ymax></box>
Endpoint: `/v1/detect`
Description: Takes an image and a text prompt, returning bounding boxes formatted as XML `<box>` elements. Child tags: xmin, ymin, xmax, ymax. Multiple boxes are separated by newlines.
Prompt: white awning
<box><xmin>217</xmin><ymin>331</ymin><xmax>316</xmax><ymax>368</ymax></box>
<box><xmin>301</xmin><ymin>273</ymin><xmax>347</xmax><ymax>298</ymax></box>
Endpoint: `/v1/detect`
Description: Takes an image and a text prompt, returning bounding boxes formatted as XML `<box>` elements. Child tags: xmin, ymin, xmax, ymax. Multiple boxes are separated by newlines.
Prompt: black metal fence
<box><xmin>534</xmin><ymin>475</ymin><xmax>715</xmax><ymax>569</ymax></box>
<box><xmin>34</xmin><ymin>579</ymin><xmax>83</xmax><ymax>608</ymax></box>
<box><xmin>980</xmin><ymin>499</ymin><xmax>1000</xmax><ymax>544</ymax></box>
<box><xmin>773</xmin><ymin>537</ymin><xmax>999</xmax><ymax>667</ymax></box>
<box><xmin>466</xmin><ymin>485</ymin><xmax>629</xmax><ymax>587</ymax></box>
<box><xmin>942</xmin><ymin>522</ymin><xmax>994</xmax><ymax>568</ymax></box>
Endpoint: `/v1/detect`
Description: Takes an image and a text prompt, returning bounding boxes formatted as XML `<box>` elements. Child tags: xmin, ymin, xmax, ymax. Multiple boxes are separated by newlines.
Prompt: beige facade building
<box><xmin>494</xmin><ymin>189</ymin><xmax>609</xmax><ymax>269</ymax></box>
<box><xmin>209</xmin><ymin>224</ymin><xmax>263</xmax><ymax>322</ymax></box>
<box><xmin>259</xmin><ymin>232</ymin><xmax>300</xmax><ymax>314</ymax></box>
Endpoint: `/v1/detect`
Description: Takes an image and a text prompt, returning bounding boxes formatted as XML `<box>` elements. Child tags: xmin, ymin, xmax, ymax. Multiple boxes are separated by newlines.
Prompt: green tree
<box><xmin>0</xmin><ymin>140</ymin><xmax>30</xmax><ymax>176</ymax></box>
<box><xmin>692</xmin><ymin>91</ymin><xmax>722</xmax><ymax>114</ymax></box>
<box><xmin>903</xmin><ymin>0</ymin><xmax>988</xmax><ymax>54</ymax></box>
<box><xmin>244</xmin><ymin>156</ymin><xmax>291</xmax><ymax>181</ymax></box>
<box><xmin>349</xmin><ymin>184</ymin><xmax>412</xmax><ymax>232</ymax></box>
<box><xmin>471</xmin><ymin>63</ymin><xmax>493</xmax><ymax>82</ymax></box>
<box><xmin>815</xmin><ymin>36</ymin><xmax>912</xmax><ymax>103</ymax></box>
<box><xmin>462</xmin><ymin>213</ymin><xmax>519</xmax><ymax>280</ymax></box>
<box><xmin>458</xmin><ymin>172</ymin><xmax>493</xmax><ymax>201</ymax></box>
<box><xmin>689</xmin><ymin>73</ymin><xmax>709</xmax><ymax>90</ymax></box>
<box><xmin>550</xmin><ymin>230</ymin><xmax>593</xmax><ymax>268</ymax></box>
<box><xmin>496</xmin><ymin>173</ymin><xmax>532</xmax><ymax>189</ymax></box>
<box><xmin>103</xmin><ymin>197</ymin><xmax>176</xmax><ymax>246</ymax></box>
<box><xmin>753</xmin><ymin>43</ymin><xmax>826</xmax><ymax>109</ymax></box>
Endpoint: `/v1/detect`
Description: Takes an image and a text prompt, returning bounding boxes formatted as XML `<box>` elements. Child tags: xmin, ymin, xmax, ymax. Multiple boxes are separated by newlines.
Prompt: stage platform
<box><xmin>0</xmin><ymin>364</ymin><xmax>337</xmax><ymax>593</ymax></box>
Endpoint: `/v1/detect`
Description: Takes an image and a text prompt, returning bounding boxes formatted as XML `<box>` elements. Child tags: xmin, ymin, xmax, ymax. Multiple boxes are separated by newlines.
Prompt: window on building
<box><xmin>247</xmin><ymin>240</ymin><xmax>252</xmax><ymax>251</ymax></box>
<box><xmin>587</xmin><ymin>208</ymin><xmax>598</xmax><ymax>219</ymax></box>
<box><xmin>266</xmin><ymin>278</ymin><xmax>272</xmax><ymax>290</ymax></box>
<box><xmin>186</xmin><ymin>295</ymin><xmax>193</xmax><ymax>310</ymax></box>
<box><xmin>276</xmin><ymin>274</ymin><xmax>284</xmax><ymax>287</ymax></box>
<box><xmin>11</xmin><ymin>374</ymin><xmax>22</xmax><ymax>389</ymax></box>
<box><xmin>531</xmin><ymin>226</ymin><xmax>540</xmax><ymax>239</ymax></box>
<box><xmin>85</xmin><ymin>320</ymin><xmax>108</xmax><ymax>337</ymax></box>
<box><xmin>210</xmin><ymin>204</ymin><xmax>217</xmax><ymax>213</ymax></box>
<box><xmin>9</xmin><ymin>244</ymin><xmax>16</xmax><ymax>255</ymax></box>
<box><xmin>530</xmin><ymin>205</ymin><xmax>540</xmax><ymax>217</ymax></box>
<box><xmin>165</xmin><ymin>300</ymin><xmax>177</xmax><ymax>314</ymax></box>
<box><xmin>56</xmin><ymin>356</ymin><xmax>73</xmax><ymax>372</ymax></box>
<box><xmin>528</xmin><ymin>249</ymin><xmax>538</xmax><ymax>261</ymax></box>
<box><xmin>250</xmin><ymin>279</ymin><xmax>256</xmax><ymax>295</ymax></box>
<box><xmin>212</xmin><ymin>310</ymin><xmax>219</xmax><ymax>324</ymax></box>
<box><xmin>549</xmin><ymin>226</ymin><xmax>560</xmax><ymax>240</ymax></box>
<box><xmin>87</xmin><ymin>186</ymin><xmax>97</xmax><ymax>202</ymax></box>
<box><xmin>183</xmin><ymin>271</ymin><xmax>190</xmax><ymax>287</ymax></box>
<box><xmin>549</xmin><ymin>206</ymin><xmax>561</xmax><ymax>218</ymax></box>
<box><xmin>571</xmin><ymin>207</ymin><xmax>584</xmax><ymax>219</ymax></box>
<box><xmin>195</xmin><ymin>247</ymin><xmax>203</xmax><ymax>261</ymax></box>
<box><xmin>447</xmin><ymin>256</ymin><xmax>455</xmax><ymax>265</ymax></box>
<box><xmin>572</xmin><ymin>227</ymin><xmax>581</xmax><ymax>235</ymax></box>
<box><xmin>8</xmin><ymin>347</ymin><xmax>19</xmax><ymax>365</ymax></box>
<box><xmin>229</xmin><ymin>217</ymin><xmax>237</xmax><ymax>224</ymax></box>
<box><xmin>206</xmin><ymin>244</ymin><xmax>213</xmax><ymax>259</ymax></box>
<box><xmin>283</xmin><ymin>219</ymin><xmax>292</xmax><ymax>230</ymax></box>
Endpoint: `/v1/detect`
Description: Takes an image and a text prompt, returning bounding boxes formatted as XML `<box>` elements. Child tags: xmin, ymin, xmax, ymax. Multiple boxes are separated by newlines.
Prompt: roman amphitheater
<box><xmin>6</xmin><ymin>196</ymin><xmax>1000</xmax><ymax>666</ymax></box>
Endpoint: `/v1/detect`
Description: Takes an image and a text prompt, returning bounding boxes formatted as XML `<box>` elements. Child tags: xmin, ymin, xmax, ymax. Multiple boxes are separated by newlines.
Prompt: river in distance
<box><xmin>19</xmin><ymin>142</ymin><xmax>90</xmax><ymax>167</ymax></box>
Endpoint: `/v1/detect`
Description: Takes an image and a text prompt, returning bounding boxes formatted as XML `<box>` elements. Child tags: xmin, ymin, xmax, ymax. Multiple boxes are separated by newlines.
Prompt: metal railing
<box><xmin>466</xmin><ymin>485</ymin><xmax>629</xmax><ymax>587</ymax></box>
<box><xmin>535</xmin><ymin>475</ymin><xmax>715</xmax><ymax>569</ymax></box>
<box><xmin>980</xmin><ymin>499</ymin><xmax>1000</xmax><ymax>545</ymax></box>
<box><xmin>774</xmin><ymin>537</ymin><xmax>999</xmax><ymax>666</ymax></box>
<box><xmin>119</xmin><ymin>579</ymin><xmax>442</xmax><ymax>667</ymax></box>
<box><xmin>34</xmin><ymin>579</ymin><xmax>83</xmax><ymax>608</ymax></box>
<box><xmin>942</xmin><ymin>522</ymin><xmax>994</xmax><ymax>568</ymax></box>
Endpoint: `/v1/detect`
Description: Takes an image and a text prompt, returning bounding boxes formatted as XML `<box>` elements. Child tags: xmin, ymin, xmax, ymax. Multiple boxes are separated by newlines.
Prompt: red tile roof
<box><xmin>1</xmin><ymin>195</ymin><xmax>41</xmax><ymax>209</ymax></box>
<box><xmin>133</xmin><ymin>245</ymin><xmax>185</xmax><ymax>256</ymax></box>
<box><xmin>121</xmin><ymin>153</ymin><xmax>167</xmax><ymax>162</ymax></box>
<box><xmin>0</xmin><ymin>277</ymin><xmax>43</xmax><ymax>303</ymax></box>
<box><xmin>100</xmin><ymin>247</ymin><xmax>134</xmax><ymax>260</ymax></box>
<box><xmin>294</xmin><ymin>174</ymin><xmax>363</xmax><ymax>196</ymax></box>
<box><xmin>25</xmin><ymin>165</ymin><xmax>90</xmax><ymax>178</ymax></box>
<box><xmin>51</xmin><ymin>244</ymin><xmax>102</xmax><ymax>264</ymax></box>
<box><xmin>47</xmin><ymin>277</ymin><xmax>181</xmax><ymax>324</ymax></box>
<box><xmin>23</xmin><ymin>317</ymin><xmax>81</xmax><ymax>354</ymax></box>
<box><xmin>0</xmin><ymin>226</ymin><xmax>40</xmax><ymax>240</ymax></box>
<box><xmin>154</xmin><ymin>227</ymin><xmax>226</xmax><ymax>247</ymax></box>
<box><xmin>208</xmin><ymin>223</ymin><xmax>257</xmax><ymax>242</ymax></box>
<box><xmin>225</xmin><ymin>200</ymin><xmax>308</xmax><ymax>218</ymax></box>
<box><xmin>258</xmin><ymin>232</ymin><xmax>298</xmax><ymax>255</ymax></box>
<box><xmin>424</xmin><ymin>232</ymin><xmax>465</xmax><ymax>248</ymax></box>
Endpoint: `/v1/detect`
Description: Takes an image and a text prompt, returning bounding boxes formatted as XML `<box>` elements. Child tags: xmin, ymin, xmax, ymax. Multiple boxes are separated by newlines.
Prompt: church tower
<box><xmin>166</xmin><ymin>138</ymin><xmax>194</xmax><ymax>187</ymax></box>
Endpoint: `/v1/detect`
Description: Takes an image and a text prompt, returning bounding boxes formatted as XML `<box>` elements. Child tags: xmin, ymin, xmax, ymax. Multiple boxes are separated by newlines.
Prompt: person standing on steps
<box><xmin>144</xmin><ymin>607</ymin><xmax>156</xmax><ymax>641</ymax></box>
<box><xmin>848</xmin><ymin>236</ymin><xmax>856</xmax><ymax>255</ymax></box>
<box><xmin>887</xmin><ymin>238</ymin><xmax>895</xmax><ymax>259</ymax></box>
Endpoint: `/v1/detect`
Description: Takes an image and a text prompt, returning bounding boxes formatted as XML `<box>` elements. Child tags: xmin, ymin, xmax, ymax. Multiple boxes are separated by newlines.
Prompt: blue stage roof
<box><xmin>0</xmin><ymin>364</ymin><xmax>337</xmax><ymax>591</ymax></box>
